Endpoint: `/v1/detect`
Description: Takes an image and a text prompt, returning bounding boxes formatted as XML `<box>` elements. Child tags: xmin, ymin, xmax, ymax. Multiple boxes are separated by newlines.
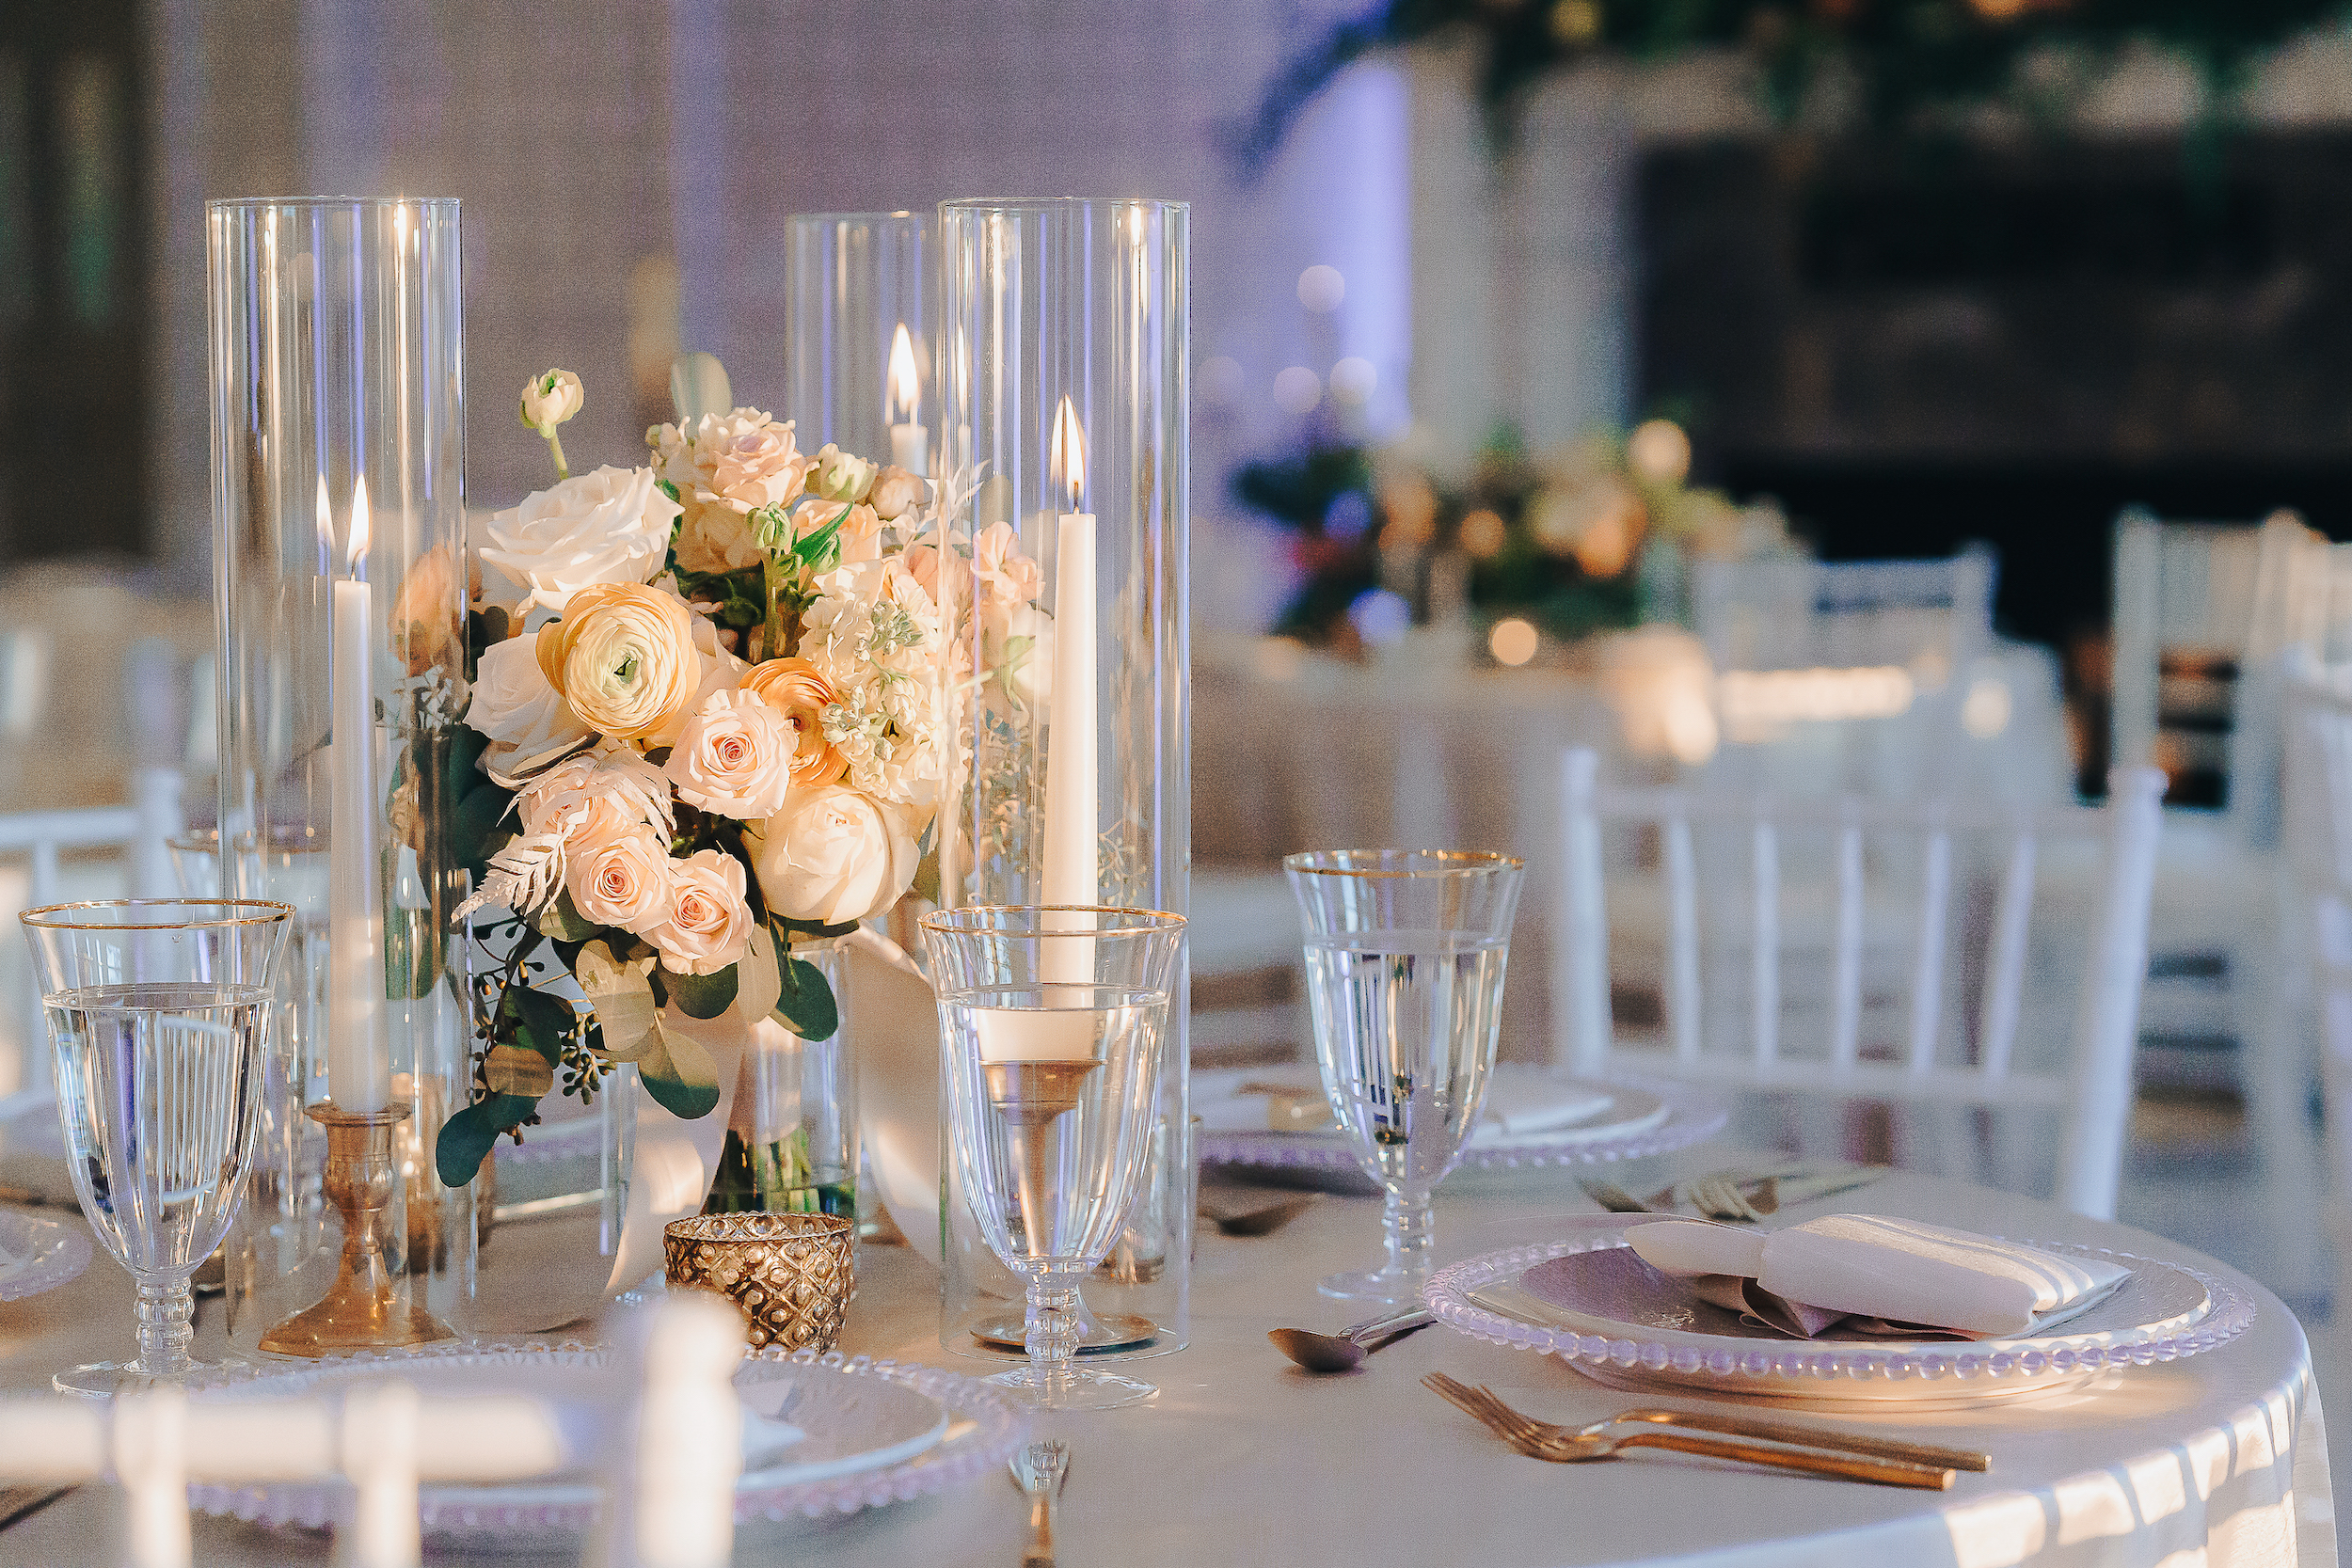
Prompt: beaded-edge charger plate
<box><xmin>1426</xmin><ymin>1229</ymin><xmax>2256</xmax><ymax>1411</ymax></box>
<box><xmin>1197</xmin><ymin>1069</ymin><xmax>1725</xmax><ymax>1176</ymax></box>
<box><xmin>187</xmin><ymin>1343</ymin><xmax>1024</xmax><ymax>1542</ymax></box>
<box><xmin>0</xmin><ymin>1210</ymin><xmax>89</xmax><ymax>1302</ymax></box>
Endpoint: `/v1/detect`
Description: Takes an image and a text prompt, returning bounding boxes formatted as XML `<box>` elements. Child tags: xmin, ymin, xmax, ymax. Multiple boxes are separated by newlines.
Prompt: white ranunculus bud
<box><xmin>520</xmin><ymin>369</ymin><xmax>584</xmax><ymax>437</ymax></box>
<box><xmin>810</xmin><ymin>443</ymin><xmax>877</xmax><ymax>505</ymax></box>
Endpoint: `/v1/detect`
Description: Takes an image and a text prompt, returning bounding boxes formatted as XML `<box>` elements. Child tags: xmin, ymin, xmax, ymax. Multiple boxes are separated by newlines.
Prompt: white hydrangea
<box><xmin>798</xmin><ymin>556</ymin><xmax>947</xmax><ymax>810</ymax></box>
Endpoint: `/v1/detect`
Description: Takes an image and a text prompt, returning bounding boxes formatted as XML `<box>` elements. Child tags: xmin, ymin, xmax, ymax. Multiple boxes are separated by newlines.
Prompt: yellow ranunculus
<box><xmin>535</xmin><ymin>582</ymin><xmax>700</xmax><ymax>743</ymax></box>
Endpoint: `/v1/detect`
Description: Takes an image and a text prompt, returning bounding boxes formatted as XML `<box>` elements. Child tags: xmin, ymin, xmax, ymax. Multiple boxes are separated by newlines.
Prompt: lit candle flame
<box><xmin>1050</xmin><ymin>397</ymin><xmax>1086</xmax><ymax>514</ymax></box>
<box><xmin>888</xmin><ymin>323</ymin><xmax>919</xmax><ymax>426</ymax></box>
<box><xmin>347</xmin><ymin>476</ymin><xmax>371</xmax><ymax>581</ymax></box>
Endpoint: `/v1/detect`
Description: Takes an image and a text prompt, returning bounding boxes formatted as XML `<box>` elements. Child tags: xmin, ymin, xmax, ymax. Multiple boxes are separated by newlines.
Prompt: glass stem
<box><xmin>135</xmin><ymin>1277</ymin><xmax>196</xmax><ymax>1378</ymax></box>
<box><xmin>1383</xmin><ymin>1185</ymin><xmax>1435</xmax><ymax>1287</ymax></box>
<box><xmin>1025</xmin><ymin>1275</ymin><xmax>1082</xmax><ymax>1392</ymax></box>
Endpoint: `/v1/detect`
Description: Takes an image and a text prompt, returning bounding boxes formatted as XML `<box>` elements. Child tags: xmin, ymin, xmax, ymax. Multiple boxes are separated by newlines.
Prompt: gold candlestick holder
<box><xmin>969</xmin><ymin>1059</ymin><xmax>1156</xmax><ymax>1355</ymax></box>
<box><xmin>260</xmin><ymin>1101</ymin><xmax>456</xmax><ymax>1357</ymax></box>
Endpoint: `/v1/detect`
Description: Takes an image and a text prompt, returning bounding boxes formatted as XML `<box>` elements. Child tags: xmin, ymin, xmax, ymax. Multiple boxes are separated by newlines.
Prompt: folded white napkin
<box><xmin>1628</xmin><ymin>1213</ymin><xmax>2131</xmax><ymax>1338</ymax></box>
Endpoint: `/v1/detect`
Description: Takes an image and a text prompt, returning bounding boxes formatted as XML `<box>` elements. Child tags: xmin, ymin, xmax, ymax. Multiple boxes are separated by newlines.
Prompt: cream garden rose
<box><xmin>478</xmin><ymin>466</ymin><xmax>679</xmax><ymax>614</ymax></box>
<box><xmin>566</xmin><ymin>824</ymin><xmax>673</xmax><ymax>932</ymax></box>
<box><xmin>866</xmin><ymin>465</ymin><xmax>921</xmax><ymax>521</ymax></box>
<box><xmin>469</xmin><ymin>635</ymin><xmax>593</xmax><ymax>763</ymax></box>
<box><xmin>663</xmin><ymin>689</ymin><xmax>795</xmax><ymax>819</ymax></box>
<box><xmin>739</xmin><ymin>657</ymin><xmax>847</xmax><ymax>785</ymax></box>
<box><xmin>745</xmin><ymin>784</ymin><xmax>919</xmax><ymax>926</ymax></box>
<box><xmin>651</xmin><ymin>848</ymin><xmax>755</xmax><ymax>975</ymax></box>
<box><xmin>536</xmin><ymin>581</ymin><xmax>701</xmax><ymax>743</ymax></box>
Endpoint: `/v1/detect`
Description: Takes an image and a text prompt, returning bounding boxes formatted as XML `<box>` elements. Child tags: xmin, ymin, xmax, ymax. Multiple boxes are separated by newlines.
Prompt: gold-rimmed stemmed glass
<box><xmin>18</xmin><ymin>898</ymin><xmax>292</xmax><ymax>1396</ymax></box>
<box><xmin>922</xmin><ymin>905</ymin><xmax>1184</xmax><ymax>1411</ymax></box>
<box><xmin>1284</xmin><ymin>850</ymin><xmax>1524</xmax><ymax>1308</ymax></box>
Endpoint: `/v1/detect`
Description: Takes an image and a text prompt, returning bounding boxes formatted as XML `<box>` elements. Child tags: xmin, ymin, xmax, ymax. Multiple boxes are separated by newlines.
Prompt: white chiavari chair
<box><xmin>1688</xmin><ymin>545</ymin><xmax>2008</xmax><ymax>804</ymax></box>
<box><xmin>2282</xmin><ymin>655</ymin><xmax>2352</xmax><ymax>1297</ymax></box>
<box><xmin>1557</xmin><ymin>746</ymin><xmax>2164</xmax><ymax>1218</ymax></box>
<box><xmin>2109</xmin><ymin>508</ymin><xmax>2343</xmax><ymax>1291</ymax></box>
<box><xmin>0</xmin><ymin>767</ymin><xmax>184</xmax><ymax>1115</ymax></box>
<box><xmin>0</xmin><ymin>1295</ymin><xmax>742</xmax><ymax>1568</ymax></box>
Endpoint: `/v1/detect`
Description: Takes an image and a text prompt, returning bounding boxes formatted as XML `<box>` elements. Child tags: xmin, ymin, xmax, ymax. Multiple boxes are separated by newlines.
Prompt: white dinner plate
<box><xmin>1196</xmin><ymin>1068</ymin><xmax>1724</xmax><ymax>1177</ymax></box>
<box><xmin>189</xmin><ymin>1344</ymin><xmax>1022</xmax><ymax>1544</ymax></box>
<box><xmin>0</xmin><ymin>1208</ymin><xmax>91</xmax><ymax>1302</ymax></box>
<box><xmin>1427</xmin><ymin>1228</ymin><xmax>2257</xmax><ymax>1411</ymax></box>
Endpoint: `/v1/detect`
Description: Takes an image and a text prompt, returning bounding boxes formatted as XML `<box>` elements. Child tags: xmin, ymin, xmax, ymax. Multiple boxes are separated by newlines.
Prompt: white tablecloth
<box><xmin>0</xmin><ymin>1164</ymin><xmax>2328</xmax><ymax>1567</ymax></box>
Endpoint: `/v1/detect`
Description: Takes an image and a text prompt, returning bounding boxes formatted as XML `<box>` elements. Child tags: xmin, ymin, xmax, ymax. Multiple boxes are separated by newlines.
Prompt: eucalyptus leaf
<box><xmin>536</xmin><ymin>888</ymin><xmax>597</xmax><ymax>942</ymax></box>
<box><xmin>772</xmin><ymin>957</ymin><xmax>839</xmax><ymax>1042</ymax></box>
<box><xmin>735</xmin><ymin>928</ymin><xmax>783</xmax><ymax>1022</ymax></box>
<box><xmin>484</xmin><ymin>1043</ymin><xmax>554</xmax><ymax>1098</ymax></box>
<box><xmin>637</xmin><ymin>1014</ymin><xmax>721</xmax><ymax>1120</ymax></box>
<box><xmin>509</xmin><ymin>986</ymin><xmax>577</xmax><ymax>1065</ymax></box>
<box><xmin>666</xmin><ymin>963</ymin><xmax>739</xmax><ymax>1021</ymax></box>
<box><xmin>436</xmin><ymin>1093</ymin><xmax>537</xmax><ymax>1187</ymax></box>
<box><xmin>576</xmin><ymin>939</ymin><xmax>660</xmax><ymax>1060</ymax></box>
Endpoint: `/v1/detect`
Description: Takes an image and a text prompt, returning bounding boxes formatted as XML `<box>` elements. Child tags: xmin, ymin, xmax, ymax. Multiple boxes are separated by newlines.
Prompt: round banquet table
<box><xmin>0</xmin><ymin>1164</ymin><xmax>2330</xmax><ymax>1568</ymax></box>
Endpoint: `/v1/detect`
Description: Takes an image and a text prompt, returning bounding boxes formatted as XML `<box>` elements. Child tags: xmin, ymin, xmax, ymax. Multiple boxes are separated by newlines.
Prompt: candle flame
<box><xmin>1051</xmin><ymin>397</ymin><xmax>1085</xmax><ymax>513</ymax></box>
<box><xmin>888</xmin><ymin>323</ymin><xmax>919</xmax><ymax>424</ymax></box>
<box><xmin>347</xmin><ymin>476</ymin><xmax>371</xmax><ymax>580</ymax></box>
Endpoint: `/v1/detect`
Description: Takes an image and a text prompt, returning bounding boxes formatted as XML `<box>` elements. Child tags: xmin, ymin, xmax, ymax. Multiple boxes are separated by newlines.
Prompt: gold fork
<box><xmin>1422</xmin><ymin>1375</ymin><xmax>1965</xmax><ymax>1489</ymax></box>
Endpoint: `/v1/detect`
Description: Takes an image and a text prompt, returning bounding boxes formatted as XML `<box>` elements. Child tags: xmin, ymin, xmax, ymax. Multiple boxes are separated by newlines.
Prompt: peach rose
<box><xmin>566</xmin><ymin>824</ymin><xmax>673</xmax><ymax>933</ymax></box>
<box><xmin>535</xmin><ymin>582</ymin><xmax>700</xmax><ymax>743</ymax></box>
<box><xmin>738</xmin><ymin>657</ymin><xmax>848</xmax><ymax>786</ymax></box>
<box><xmin>389</xmin><ymin>543</ymin><xmax>466</xmax><ymax>675</ymax></box>
<box><xmin>662</xmin><ymin>688</ymin><xmax>795</xmax><ymax>820</ymax></box>
<box><xmin>650</xmin><ymin>848</ymin><xmax>755</xmax><ymax>976</ymax></box>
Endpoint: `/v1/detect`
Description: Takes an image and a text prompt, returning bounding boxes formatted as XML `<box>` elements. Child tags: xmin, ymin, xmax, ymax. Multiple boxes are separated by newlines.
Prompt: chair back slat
<box><xmin>1905</xmin><ymin>826</ymin><xmax>1953</xmax><ymax>1075</ymax></box>
<box><xmin>1664</xmin><ymin>816</ymin><xmax>1702</xmax><ymax>1065</ymax></box>
<box><xmin>1558</xmin><ymin>748</ymin><xmax>1611</xmax><ymax>1075</ymax></box>
<box><xmin>1749</xmin><ymin>818</ymin><xmax>1780</xmax><ymax>1067</ymax></box>
<box><xmin>1828</xmin><ymin>818</ymin><xmax>1863</xmax><ymax>1069</ymax></box>
<box><xmin>1978</xmin><ymin>832</ymin><xmax>2039</xmax><ymax>1081</ymax></box>
<box><xmin>1565</xmin><ymin>744</ymin><xmax>2167</xmax><ymax>1217</ymax></box>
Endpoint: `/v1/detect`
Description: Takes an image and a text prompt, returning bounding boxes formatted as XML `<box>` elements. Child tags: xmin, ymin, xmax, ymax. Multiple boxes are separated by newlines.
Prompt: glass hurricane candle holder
<box><xmin>207</xmin><ymin>197</ymin><xmax>472</xmax><ymax>1353</ymax></box>
<box><xmin>933</xmin><ymin>198</ymin><xmax>1191</xmax><ymax>1366</ymax></box>
<box><xmin>783</xmin><ymin>211</ymin><xmax>934</xmax><ymax>476</ymax></box>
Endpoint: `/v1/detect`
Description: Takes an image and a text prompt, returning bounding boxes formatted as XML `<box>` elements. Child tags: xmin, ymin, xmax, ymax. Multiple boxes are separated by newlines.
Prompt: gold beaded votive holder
<box><xmin>662</xmin><ymin>1212</ymin><xmax>855</xmax><ymax>1353</ymax></box>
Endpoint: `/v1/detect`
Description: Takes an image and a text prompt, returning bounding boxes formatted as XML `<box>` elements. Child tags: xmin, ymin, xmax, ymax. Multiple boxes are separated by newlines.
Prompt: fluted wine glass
<box><xmin>922</xmin><ymin>906</ymin><xmax>1184</xmax><ymax>1411</ymax></box>
<box><xmin>1285</xmin><ymin>850</ymin><xmax>1523</xmax><ymax>1308</ymax></box>
<box><xmin>20</xmin><ymin>898</ymin><xmax>291</xmax><ymax>1396</ymax></box>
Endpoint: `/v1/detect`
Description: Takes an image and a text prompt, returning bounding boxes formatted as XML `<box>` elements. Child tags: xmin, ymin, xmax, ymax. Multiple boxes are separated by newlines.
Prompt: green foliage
<box><xmin>1231</xmin><ymin>0</ymin><xmax>2348</xmax><ymax>171</ymax></box>
<box><xmin>437</xmin><ymin>1092</ymin><xmax>537</xmax><ymax>1186</ymax></box>
<box><xmin>773</xmin><ymin>955</ymin><xmax>840</xmax><ymax>1042</ymax></box>
<box><xmin>664</xmin><ymin>962</ymin><xmax>739</xmax><ymax>1020</ymax></box>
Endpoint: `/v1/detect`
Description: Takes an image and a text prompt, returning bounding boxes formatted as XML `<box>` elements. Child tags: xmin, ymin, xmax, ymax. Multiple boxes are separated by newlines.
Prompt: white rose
<box><xmin>663</xmin><ymin>689</ymin><xmax>795</xmax><ymax>820</ymax></box>
<box><xmin>478</xmin><ymin>467</ymin><xmax>681</xmax><ymax>615</ymax></box>
<box><xmin>745</xmin><ymin>784</ymin><xmax>920</xmax><ymax>926</ymax></box>
<box><xmin>468</xmin><ymin>634</ymin><xmax>592</xmax><ymax>759</ymax></box>
<box><xmin>519</xmin><ymin>369</ymin><xmax>584</xmax><ymax>436</ymax></box>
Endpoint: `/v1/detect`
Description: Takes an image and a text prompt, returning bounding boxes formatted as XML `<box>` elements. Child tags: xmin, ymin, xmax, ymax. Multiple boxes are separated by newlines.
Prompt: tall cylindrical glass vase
<box><xmin>782</xmin><ymin>212</ymin><xmax>934</xmax><ymax>477</ymax></box>
<box><xmin>934</xmin><ymin>197</ymin><xmax>1190</xmax><ymax>1362</ymax></box>
<box><xmin>208</xmin><ymin>198</ymin><xmax>472</xmax><ymax>1354</ymax></box>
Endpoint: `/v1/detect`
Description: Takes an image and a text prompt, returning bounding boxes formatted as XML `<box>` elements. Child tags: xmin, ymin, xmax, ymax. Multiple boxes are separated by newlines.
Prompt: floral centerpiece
<box><xmin>1232</xmin><ymin>419</ymin><xmax>1776</xmax><ymax>650</ymax></box>
<box><xmin>433</xmin><ymin>368</ymin><xmax>1029</xmax><ymax>1189</ymax></box>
